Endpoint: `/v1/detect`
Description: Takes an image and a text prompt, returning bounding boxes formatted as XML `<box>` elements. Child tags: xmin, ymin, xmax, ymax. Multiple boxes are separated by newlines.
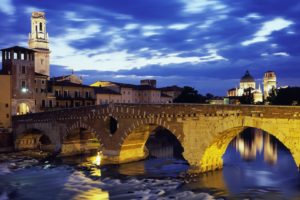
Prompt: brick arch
<box><xmin>20</xmin><ymin>124</ymin><xmax>56</xmax><ymax>144</ymax></box>
<box><xmin>197</xmin><ymin>121</ymin><xmax>300</xmax><ymax>173</ymax></box>
<box><xmin>65</xmin><ymin>120</ymin><xmax>104</xmax><ymax>148</ymax></box>
<box><xmin>117</xmin><ymin>117</ymin><xmax>183</xmax><ymax>163</ymax></box>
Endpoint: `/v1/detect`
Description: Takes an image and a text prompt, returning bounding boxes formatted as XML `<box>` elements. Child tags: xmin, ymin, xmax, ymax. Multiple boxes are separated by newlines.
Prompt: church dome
<box><xmin>240</xmin><ymin>70</ymin><xmax>255</xmax><ymax>83</ymax></box>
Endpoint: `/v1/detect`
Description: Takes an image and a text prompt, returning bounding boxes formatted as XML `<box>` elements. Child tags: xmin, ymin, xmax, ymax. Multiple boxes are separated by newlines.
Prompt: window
<box><xmin>42</xmin><ymin>100</ymin><xmax>45</xmax><ymax>107</ymax></box>
<box><xmin>40</xmin><ymin>88</ymin><xmax>44</xmax><ymax>93</ymax></box>
<box><xmin>41</xmin><ymin>80</ymin><xmax>45</xmax><ymax>84</ymax></box>
<box><xmin>21</xmin><ymin>53</ymin><xmax>25</xmax><ymax>60</ymax></box>
<box><xmin>5</xmin><ymin>104</ymin><xmax>8</xmax><ymax>108</ymax></box>
<box><xmin>21</xmin><ymin>81</ymin><xmax>26</xmax><ymax>88</ymax></box>
<box><xmin>40</xmin><ymin>22</ymin><xmax>43</xmax><ymax>31</ymax></box>
<box><xmin>22</xmin><ymin>66</ymin><xmax>26</xmax><ymax>74</ymax></box>
<box><xmin>56</xmin><ymin>102</ymin><xmax>59</xmax><ymax>107</ymax></box>
<box><xmin>55</xmin><ymin>90</ymin><xmax>59</xmax><ymax>96</ymax></box>
<box><xmin>49</xmin><ymin>100</ymin><xmax>53</xmax><ymax>108</ymax></box>
<box><xmin>41</xmin><ymin>59</ymin><xmax>44</xmax><ymax>65</ymax></box>
<box><xmin>6</xmin><ymin>114</ymin><xmax>9</xmax><ymax>118</ymax></box>
<box><xmin>14</xmin><ymin>52</ymin><xmax>18</xmax><ymax>59</ymax></box>
<box><xmin>64</xmin><ymin>91</ymin><xmax>68</xmax><ymax>97</ymax></box>
<box><xmin>7</xmin><ymin>52</ymin><xmax>10</xmax><ymax>59</ymax></box>
<box><xmin>35</xmin><ymin>88</ymin><xmax>38</xmax><ymax>93</ymax></box>
<box><xmin>75</xmin><ymin>91</ymin><xmax>78</xmax><ymax>98</ymax></box>
<box><xmin>85</xmin><ymin>91</ymin><xmax>90</xmax><ymax>98</ymax></box>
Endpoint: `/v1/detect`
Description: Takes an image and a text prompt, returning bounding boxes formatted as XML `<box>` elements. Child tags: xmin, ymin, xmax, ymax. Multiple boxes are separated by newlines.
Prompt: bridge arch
<box><xmin>117</xmin><ymin>118</ymin><xmax>184</xmax><ymax>163</ymax></box>
<box><xmin>65</xmin><ymin>121</ymin><xmax>104</xmax><ymax>147</ymax></box>
<box><xmin>62</xmin><ymin>121</ymin><xmax>104</xmax><ymax>156</ymax></box>
<box><xmin>15</xmin><ymin>128</ymin><xmax>53</xmax><ymax>151</ymax></box>
<box><xmin>198</xmin><ymin>124</ymin><xmax>300</xmax><ymax>173</ymax></box>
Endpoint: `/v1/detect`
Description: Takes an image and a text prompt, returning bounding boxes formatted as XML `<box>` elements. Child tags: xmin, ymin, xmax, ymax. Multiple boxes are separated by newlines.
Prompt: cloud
<box><xmin>273</xmin><ymin>52</ymin><xmax>290</xmax><ymax>57</ymax></box>
<box><xmin>242</xmin><ymin>18</ymin><xmax>293</xmax><ymax>46</ymax></box>
<box><xmin>0</xmin><ymin>0</ymin><xmax>15</xmax><ymax>15</ymax></box>
<box><xmin>168</xmin><ymin>23</ymin><xmax>192</xmax><ymax>30</ymax></box>
<box><xmin>1</xmin><ymin>0</ymin><xmax>300</xmax><ymax>95</ymax></box>
<box><xmin>181</xmin><ymin>0</ymin><xmax>227</xmax><ymax>14</ymax></box>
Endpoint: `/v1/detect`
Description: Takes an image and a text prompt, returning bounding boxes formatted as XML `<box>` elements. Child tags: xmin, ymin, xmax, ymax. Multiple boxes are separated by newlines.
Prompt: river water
<box><xmin>0</xmin><ymin>129</ymin><xmax>300</xmax><ymax>200</ymax></box>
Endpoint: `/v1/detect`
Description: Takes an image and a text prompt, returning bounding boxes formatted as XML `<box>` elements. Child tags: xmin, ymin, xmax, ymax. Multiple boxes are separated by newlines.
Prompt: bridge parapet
<box><xmin>12</xmin><ymin>104</ymin><xmax>300</xmax><ymax>123</ymax></box>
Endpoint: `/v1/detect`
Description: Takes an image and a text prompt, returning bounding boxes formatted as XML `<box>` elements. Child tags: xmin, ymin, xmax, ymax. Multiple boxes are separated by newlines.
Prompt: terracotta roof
<box><xmin>35</xmin><ymin>72</ymin><xmax>48</xmax><ymax>77</ymax></box>
<box><xmin>48</xmin><ymin>80</ymin><xmax>92</xmax><ymax>88</ymax></box>
<box><xmin>111</xmin><ymin>82</ymin><xmax>159</xmax><ymax>90</ymax></box>
<box><xmin>94</xmin><ymin>87</ymin><xmax>121</xmax><ymax>95</ymax></box>
<box><xmin>1</xmin><ymin>46</ymin><xmax>35</xmax><ymax>52</ymax></box>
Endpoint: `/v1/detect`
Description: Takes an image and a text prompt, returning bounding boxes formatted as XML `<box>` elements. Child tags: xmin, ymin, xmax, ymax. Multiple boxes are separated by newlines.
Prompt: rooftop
<box><xmin>94</xmin><ymin>87</ymin><xmax>121</xmax><ymax>95</ymax></box>
<box><xmin>48</xmin><ymin>80</ymin><xmax>92</xmax><ymax>88</ymax></box>
<box><xmin>1</xmin><ymin>46</ymin><xmax>36</xmax><ymax>52</ymax></box>
<box><xmin>240</xmin><ymin>70</ymin><xmax>255</xmax><ymax>83</ymax></box>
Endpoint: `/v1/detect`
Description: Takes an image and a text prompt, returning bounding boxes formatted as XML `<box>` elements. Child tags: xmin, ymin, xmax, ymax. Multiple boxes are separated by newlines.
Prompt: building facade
<box><xmin>1</xmin><ymin>46</ymin><xmax>36</xmax><ymax>115</ymax></box>
<box><xmin>47</xmin><ymin>80</ymin><xmax>96</xmax><ymax>109</ymax></box>
<box><xmin>0</xmin><ymin>74</ymin><xmax>11</xmax><ymax>129</ymax></box>
<box><xmin>91</xmin><ymin>80</ymin><xmax>174</xmax><ymax>105</ymax></box>
<box><xmin>263</xmin><ymin>71</ymin><xmax>277</xmax><ymax>99</ymax></box>
<box><xmin>227</xmin><ymin>70</ymin><xmax>263</xmax><ymax>103</ymax></box>
<box><xmin>28</xmin><ymin>12</ymin><xmax>50</xmax><ymax>76</ymax></box>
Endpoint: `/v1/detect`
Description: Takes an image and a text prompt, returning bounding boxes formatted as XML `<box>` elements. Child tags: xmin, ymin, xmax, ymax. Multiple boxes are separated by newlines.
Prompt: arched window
<box><xmin>39</xmin><ymin>22</ymin><xmax>43</xmax><ymax>31</ymax></box>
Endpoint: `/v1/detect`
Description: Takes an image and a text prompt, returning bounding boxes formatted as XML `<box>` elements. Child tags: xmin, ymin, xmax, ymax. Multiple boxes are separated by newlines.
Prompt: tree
<box><xmin>239</xmin><ymin>88</ymin><xmax>254</xmax><ymax>104</ymax></box>
<box><xmin>174</xmin><ymin>86</ymin><xmax>207</xmax><ymax>103</ymax></box>
<box><xmin>268</xmin><ymin>87</ymin><xmax>300</xmax><ymax>105</ymax></box>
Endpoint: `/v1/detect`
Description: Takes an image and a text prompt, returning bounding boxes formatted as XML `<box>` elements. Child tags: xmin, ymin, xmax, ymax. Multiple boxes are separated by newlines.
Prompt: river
<box><xmin>0</xmin><ymin>129</ymin><xmax>299</xmax><ymax>200</ymax></box>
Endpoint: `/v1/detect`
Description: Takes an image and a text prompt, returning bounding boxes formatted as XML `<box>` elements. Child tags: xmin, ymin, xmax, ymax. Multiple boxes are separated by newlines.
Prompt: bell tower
<box><xmin>28</xmin><ymin>11</ymin><xmax>50</xmax><ymax>76</ymax></box>
<box><xmin>263</xmin><ymin>71</ymin><xmax>277</xmax><ymax>99</ymax></box>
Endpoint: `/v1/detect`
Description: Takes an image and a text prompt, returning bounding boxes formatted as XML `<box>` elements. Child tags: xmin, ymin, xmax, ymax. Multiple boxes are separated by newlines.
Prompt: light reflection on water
<box><xmin>233</xmin><ymin>129</ymin><xmax>278</xmax><ymax>165</ymax></box>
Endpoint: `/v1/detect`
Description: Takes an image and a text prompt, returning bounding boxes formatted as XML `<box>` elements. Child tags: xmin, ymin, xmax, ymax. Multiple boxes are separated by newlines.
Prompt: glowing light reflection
<box><xmin>234</xmin><ymin>129</ymin><xmax>277</xmax><ymax>164</ymax></box>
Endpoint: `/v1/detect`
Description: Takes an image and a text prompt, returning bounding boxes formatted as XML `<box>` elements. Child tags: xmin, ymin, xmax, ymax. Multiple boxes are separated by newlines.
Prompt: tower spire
<box><xmin>28</xmin><ymin>11</ymin><xmax>50</xmax><ymax>76</ymax></box>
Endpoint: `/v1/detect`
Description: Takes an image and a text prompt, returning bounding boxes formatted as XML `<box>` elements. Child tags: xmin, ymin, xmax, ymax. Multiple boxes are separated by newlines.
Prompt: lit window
<box><xmin>14</xmin><ymin>52</ymin><xmax>18</xmax><ymax>59</ymax></box>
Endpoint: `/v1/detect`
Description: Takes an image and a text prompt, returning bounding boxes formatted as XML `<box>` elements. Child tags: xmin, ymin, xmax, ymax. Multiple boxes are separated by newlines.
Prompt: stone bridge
<box><xmin>12</xmin><ymin>104</ymin><xmax>300</xmax><ymax>173</ymax></box>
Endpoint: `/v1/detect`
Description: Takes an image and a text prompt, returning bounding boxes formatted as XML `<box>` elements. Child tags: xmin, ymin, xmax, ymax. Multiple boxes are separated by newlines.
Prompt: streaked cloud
<box><xmin>0</xmin><ymin>0</ymin><xmax>300</xmax><ymax>94</ymax></box>
<box><xmin>242</xmin><ymin>18</ymin><xmax>293</xmax><ymax>46</ymax></box>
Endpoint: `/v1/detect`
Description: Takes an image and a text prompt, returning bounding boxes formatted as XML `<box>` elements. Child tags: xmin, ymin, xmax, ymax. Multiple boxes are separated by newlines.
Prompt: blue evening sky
<box><xmin>0</xmin><ymin>0</ymin><xmax>300</xmax><ymax>95</ymax></box>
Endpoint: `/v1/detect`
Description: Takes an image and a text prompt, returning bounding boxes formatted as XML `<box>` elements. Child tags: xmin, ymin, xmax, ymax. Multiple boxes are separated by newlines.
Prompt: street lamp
<box><xmin>21</xmin><ymin>88</ymin><xmax>29</xmax><ymax>93</ymax></box>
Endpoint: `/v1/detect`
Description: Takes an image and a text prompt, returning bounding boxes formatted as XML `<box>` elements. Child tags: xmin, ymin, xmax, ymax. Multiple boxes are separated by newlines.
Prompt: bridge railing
<box><xmin>12</xmin><ymin>103</ymin><xmax>300</xmax><ymax>122</ymax></box>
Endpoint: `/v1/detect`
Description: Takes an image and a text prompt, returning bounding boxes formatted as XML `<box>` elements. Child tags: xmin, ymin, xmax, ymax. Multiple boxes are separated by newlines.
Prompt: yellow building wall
<box><xmin>0</xmin><ymin>75</ymin><xmax>11</xmax><ymax>128</ymax></box>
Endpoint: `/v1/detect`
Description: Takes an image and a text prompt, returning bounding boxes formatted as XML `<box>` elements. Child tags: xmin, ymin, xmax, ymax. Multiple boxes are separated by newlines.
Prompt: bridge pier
<box><xmin>102</xmin><ymin>148</ymin><xmax>149</xmax><ymax>164</ymax></box>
